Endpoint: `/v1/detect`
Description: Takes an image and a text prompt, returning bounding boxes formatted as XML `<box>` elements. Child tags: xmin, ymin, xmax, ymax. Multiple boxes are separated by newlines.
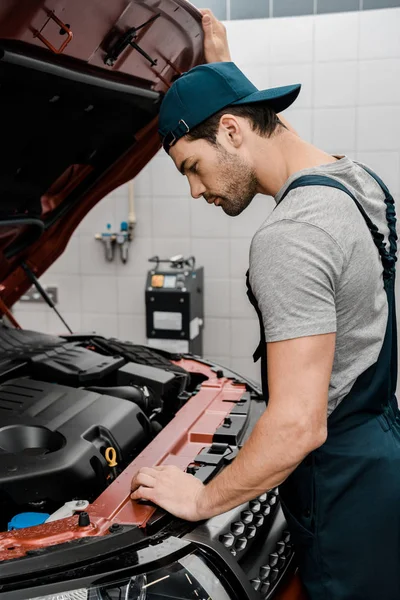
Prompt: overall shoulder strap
<box><xmin>280</xmin><ymin>173</ymin><xmax>397</xmax><ymax>280</ymax></box>
<box><xmin>358</xmin><ymin>164</ymin><xmax>397</xmax><ymax>264</ymax></box>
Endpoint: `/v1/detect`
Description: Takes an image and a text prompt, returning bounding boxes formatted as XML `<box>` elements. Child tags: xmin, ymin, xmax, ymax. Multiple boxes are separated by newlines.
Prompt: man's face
<box><xmin>169</xmin><ymin>136</ymin><xmax>258</xmax><ymax>217</ymax></box>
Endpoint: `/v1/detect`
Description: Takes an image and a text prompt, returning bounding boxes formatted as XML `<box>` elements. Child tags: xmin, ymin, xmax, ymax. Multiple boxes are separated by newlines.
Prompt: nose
<box><xmin>189</xmin><ymin>179</ymin><xmax>206</xmax><ymax>199</ymax></box>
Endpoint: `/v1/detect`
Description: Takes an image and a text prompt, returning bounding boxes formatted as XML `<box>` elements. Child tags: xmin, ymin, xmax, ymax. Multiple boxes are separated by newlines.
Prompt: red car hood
<box><xmin>0</xmin><ymin>0</ymin><xmax>203</xmax><ymax>308</ymax></box>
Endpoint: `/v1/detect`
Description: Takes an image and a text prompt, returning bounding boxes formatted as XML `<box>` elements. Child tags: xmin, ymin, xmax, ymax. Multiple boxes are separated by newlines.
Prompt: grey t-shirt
<box><xmin>249</xmin><ymin>156</ymin><xmax>390</xmax><ymax>415</ymax></box>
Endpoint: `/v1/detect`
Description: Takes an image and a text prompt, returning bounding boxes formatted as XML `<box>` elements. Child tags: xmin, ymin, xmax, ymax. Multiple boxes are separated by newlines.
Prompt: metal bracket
<box><xmin>104</xmin><ymin>13</ymin><xmax>160</xmax><ymax>67</ymax></box>
<box><xmin>46</xmin><ymin>500</ymin><xmax>89</xmax><ymax>523</ymax></box>
<box><xmin>33</xmin><ymin>11</ymin><xmax>73</xmax><ymax>55</ymax></box>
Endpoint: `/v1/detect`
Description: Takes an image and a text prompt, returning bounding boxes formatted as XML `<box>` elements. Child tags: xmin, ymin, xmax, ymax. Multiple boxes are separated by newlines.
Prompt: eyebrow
<box><xmin>179</xmin><ymin>157</ymin><xmax>196</xmax><ymax>176</ymax></box>
<box><xmin>179</xmin><ymin>158</ymin><xmax>189</xmax><ymax>175</ymax></box>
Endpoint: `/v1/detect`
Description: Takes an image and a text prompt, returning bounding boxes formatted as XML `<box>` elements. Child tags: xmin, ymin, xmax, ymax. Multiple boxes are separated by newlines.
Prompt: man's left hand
<box><xmin>130</xmin><ymin>465</ymin><xmax>206</xmax><ymax>522</ymax></box>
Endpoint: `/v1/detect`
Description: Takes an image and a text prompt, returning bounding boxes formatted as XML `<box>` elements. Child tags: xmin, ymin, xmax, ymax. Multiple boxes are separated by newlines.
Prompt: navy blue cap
<box><xmin>159</xmin><ymin>62</ymin><xmax>301</xmax><ymax>152</ymax></box>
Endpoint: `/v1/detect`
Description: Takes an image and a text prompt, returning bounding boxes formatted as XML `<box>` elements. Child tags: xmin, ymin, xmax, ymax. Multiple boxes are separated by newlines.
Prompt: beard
<box><xmin>205</xmin><ymin>146</ymin><xmax>258</xmax><ymax>216</ymax></box>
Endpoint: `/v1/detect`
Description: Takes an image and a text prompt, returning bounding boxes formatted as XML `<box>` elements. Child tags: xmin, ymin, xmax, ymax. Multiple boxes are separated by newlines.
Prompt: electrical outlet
<box><xmin>20</xmin><ymin>286</ymin><xmax>58</xmax><ymax>304</ymax></box>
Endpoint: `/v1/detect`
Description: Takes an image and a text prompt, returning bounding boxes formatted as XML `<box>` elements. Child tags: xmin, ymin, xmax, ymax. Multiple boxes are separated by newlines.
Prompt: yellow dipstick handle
<box><xmin>105</xmin><ymin>447</ymin><xmax>118</xmax><ymax>468</ymax></box>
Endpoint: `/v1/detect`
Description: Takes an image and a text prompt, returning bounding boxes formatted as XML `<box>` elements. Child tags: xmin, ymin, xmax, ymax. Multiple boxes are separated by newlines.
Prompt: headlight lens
<box><xmin>29</xmin><ymin>553</ymin><xmax>233</xmax><ymax>600</ymax></box>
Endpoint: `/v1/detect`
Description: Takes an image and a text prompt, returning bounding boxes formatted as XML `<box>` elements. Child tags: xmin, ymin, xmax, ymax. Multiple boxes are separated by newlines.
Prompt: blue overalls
<box><xmin>246</xmin><ymin>167</ymin><xmax>400</xmax><ymax>599</ymax></box>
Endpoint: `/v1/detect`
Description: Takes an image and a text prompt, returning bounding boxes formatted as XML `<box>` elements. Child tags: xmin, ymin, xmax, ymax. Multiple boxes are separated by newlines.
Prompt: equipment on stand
<box><xmin>145</xmin><ymin>255</ymin><xmax>204</xmax><ymax>355</ymax></box>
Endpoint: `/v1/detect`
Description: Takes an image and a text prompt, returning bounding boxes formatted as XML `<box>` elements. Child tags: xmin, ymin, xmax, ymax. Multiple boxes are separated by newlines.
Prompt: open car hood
<box><xmin>0</xmin><ymin>0</ymin><xmax>203</xmax><ymax>308</ymax></box>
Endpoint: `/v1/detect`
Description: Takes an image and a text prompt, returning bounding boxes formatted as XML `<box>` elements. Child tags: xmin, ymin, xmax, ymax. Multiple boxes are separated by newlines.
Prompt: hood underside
<box><xmin>0</xmin><ymin>0</ymin><xmax>203</xmax><ymax>307</ymax></box>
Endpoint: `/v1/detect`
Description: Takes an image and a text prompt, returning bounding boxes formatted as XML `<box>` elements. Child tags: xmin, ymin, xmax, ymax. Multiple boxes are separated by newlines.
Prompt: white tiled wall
<box><xmin>14</xmin><ymin>8</ymin><xmax>400</xmax><ymax>384</ymax></box>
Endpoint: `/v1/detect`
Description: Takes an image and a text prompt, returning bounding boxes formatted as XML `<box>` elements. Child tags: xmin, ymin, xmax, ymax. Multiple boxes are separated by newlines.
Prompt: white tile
<box><xmin>117</xmin><ymin>276</ymin><xmax>146</xmax><ymax>315</ymax></box>
<box><xmin>314</xmin><ymin>62</ymin><xmax>358</xmax><ymax>107</ymax></box>
<box><xmin>14</xmin><ymin>288</ymin><xmax>53</xmax><ymax>313</ymax></box>
<box><xmin>116</xmin><ymin>237</ymin><xmax>153</xmax><ymax>277</ymax></box>
<box><xmin>115</xmin><ymin>195</ymin><xmax>153</xmax><ymax>238</ymax></box>
<box><xmin>356</xmin><ymin>152</ymin><xmax>400</xmax><ymax>196</ymax></box>
<box><xmin>359</xmin><ymin>8</ymin><xmax>400</xmax><ymax>60</ymax></box>
<box><xmin>204</xmin><ymin>356</ymin><xmax>231</xmax><ymax>369</ymax></box>
<box><xmin>12</xmin><ymin>309</ymin><xmax>48</xmax><ymax>332</ymax></box>
<box><xmin>47</xmin><ymin>312</ymin><xmax>82</xmax><ymax>335</ymax></box>
<box><xmin>191</xmin><ymin>238</ymin><xmax>230</xmax><ymax>279</ymax></box>
<box><xmin>283</xmin><ymin>108</ymin><xmax>313</xmax><ymax>142</ymax></box>
<box><xmin>225</xmin><ymin>19</ymin><xmax>271</xmax><ymax>66</ymax></box>
<box><xmin>239</xmin><ymin>64</ymin><xmax>270</xmax><ymax>90</ymax></box>
<box><xmin>81</xmin><ymin>313</ymin><xmax>118</xmax><ymax>337</ymax></box>
<box><xmin>79</xmin><ymin>233</ymin><xmax>117</xmax><ymax>276</ymax></box>
<box><xmin>230</xmin><ymin>318</ymin><xmax>260</xmax><ymax>358</ymax></box>
<box><xmin>359</xmin><ymin>59</ymin><xmax>400</xmax><ymax>106</ymax></box>
<box><xmin>269</xmin><ymin>16</ymin><xmax>314</xmax><ymax>65</ymax></box>
<box><xmin>230</xmin><ymin>357</ymin><xmax>261</xmax><ymax>384</ymax></box>
<box><xmin>315</xmin><ymin>12</ymin><xmax>359</xmax><ymax>62</ymax></box>
<box><xmin>229</xmin><ymin>194</ymin><xmax>275</xmax><ymax>238</ymax></box>
<box><xmin>77</xmin><ymin>194</ymin><xmax>116</xmax><ymax>235</ymax></box>
<box><xmin>231</xmin><ymin>279</ymin><xmax>257</xmax><ymax>319</ymax></box>
<box><xmin>151</xmin><ymin>155</ymin><xmax>191</xmax><ymax>197</ymax></box>
<box><xmin>109</xmin><ymin>183</ymin><xmax>128</xmax><ymax>201</ymax></box>
<box><xmin>230</xmin><ymin>238</ymin><xmax>252</xmax><ymax>278</ymax></box>
<box><xmin>81</xmin><ymin>276</ymin><xmax>118</xmax><ymax>314</ymax></box>
<box><xmin>342</xmin><ymin>150</ymin><xmax>357</xmax><ymax>161</ymax></box>
<box><xmin>133</xmin><ymin>163</ymin><xmax>152</xmax><ymax>197</ymax></box>
<box><xmin>357</xmin><ymin>106</ymin><xmax>400</xmax><ymax>151</ymax></box>
<box><xmin>204</xmin><ymin>279</ymin><xmax>230</xmax><ymax>318</ymax></box>
<box><xmin>40</xmin><ymin>274</ymin><xmax>81</xmax><ymax>313</ymax></box>
<box><xmin>151</xmin><ymin>238</ymin><xmax>191</xmax><ymax>261</ymax></box>
<box><xmin>191</xmin><ymin>199</ymin><xmax>230</xmax><ymax>238</ymax></box>
<box><xmin>117</xmin><ymin>315</ymin><xmax>147</xmax><ymax>344</ymax></box>
<box><xmin>203</xmin><ymin>318</ymin><xmax>231</xmax><ymax>356</ymax></box>
<box><xmin>153</xmin><ymin>197</ymin><xmax>191</xmax><ymax>238</ymax></box>
<box><xmin>313</xmin><ymin>108</ymin><xmax>356</xmax><ymax>153</ymax></box>
<box><xmin>269</xmin><ymin>64</ymin><xmax>313</xmax><ymax>108</ymax></box>
<box><xmin>47</xmin><ymin>235</ymin><xmax>80</xmax><ymax>275</ymax></box>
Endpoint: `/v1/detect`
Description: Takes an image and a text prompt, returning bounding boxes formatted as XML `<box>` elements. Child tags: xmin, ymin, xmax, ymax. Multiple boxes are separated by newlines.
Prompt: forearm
<box><xmin>197</xmin><ymin>403</ymin><xmax>319</xmax><ymax>519</ymax></box>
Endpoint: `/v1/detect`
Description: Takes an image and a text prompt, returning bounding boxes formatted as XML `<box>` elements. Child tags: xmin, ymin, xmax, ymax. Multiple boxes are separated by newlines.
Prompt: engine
<box><xmin>0</xmin><ymin>327</ymin><xmax>198</xmax><ymax>531</ymax></box>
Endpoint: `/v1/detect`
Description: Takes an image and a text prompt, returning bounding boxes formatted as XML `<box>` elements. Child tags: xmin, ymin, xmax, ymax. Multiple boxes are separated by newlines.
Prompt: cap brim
<box><xmin>231</xmin><ymin>84</ymin><xmax>301</xmax><ymax>114</ymax></box>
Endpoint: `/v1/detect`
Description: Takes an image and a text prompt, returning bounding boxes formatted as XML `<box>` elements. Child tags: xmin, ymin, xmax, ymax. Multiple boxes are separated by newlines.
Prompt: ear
<box><xmin>218</xmin><ymin>114</ymin><xmax>243</xmax><ymax>148</ymax></box>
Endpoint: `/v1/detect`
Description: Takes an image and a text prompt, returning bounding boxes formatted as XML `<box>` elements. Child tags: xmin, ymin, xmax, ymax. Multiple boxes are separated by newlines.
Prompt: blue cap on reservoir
<box><xmin>8</xmin><ymin>512</ymin><xmax>50</xmax><ymax>530</ymax></box>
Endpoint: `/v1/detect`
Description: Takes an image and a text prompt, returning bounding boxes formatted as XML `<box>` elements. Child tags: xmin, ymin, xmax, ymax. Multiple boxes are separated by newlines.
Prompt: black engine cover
<box><xmin>0</xmin><ymin>378</ymin><xmax>149</xmax><ymax>506</ymax></box>
<box><xmin>29</xmin><ymin>343</ymin><xmax>125</xmax><ymax>386</ymax></box>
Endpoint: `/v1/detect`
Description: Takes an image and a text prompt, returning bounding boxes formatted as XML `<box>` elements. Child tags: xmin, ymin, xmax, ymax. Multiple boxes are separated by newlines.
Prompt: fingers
<box><xmin>200</xmin><ymin>9</ymin><xmax>223</xmax><ymax>28</ymax></box>
<box><xmin>133</xmin><ymin>473</ymin><xmax>156</xmax><ymax>489</ymax></box>
<box><xmin>130</xmin><ymin>466</ymin><xmax>170</xmax><ymax>492</ymax></box>
<box><xmin>201</xmin><ymin>14</ymin><xmax>213</xmax><ymax>37</ymax></box>
<box><xmin>130</xmin><ymin>486</ymin><xmax>154</xmax><ymax>502</ymax></box>
<box><xmin>200</xmin><ymin>8</ymin><xmax>215</xmax><ymax>29</ymax></box>
<box><xmin>139</xmin><ymin>466</ymin><xmax>161</xmax><ymax>476</ymax></box>
<box><xmin>199</xmin><ymin>8</ymin><xmax>214</xmax><ymax>17</ymax></box>
<box><xmin>130</xmin><ymin>465</ymin><xmax>181</xmax><ymax>498</ymax></box>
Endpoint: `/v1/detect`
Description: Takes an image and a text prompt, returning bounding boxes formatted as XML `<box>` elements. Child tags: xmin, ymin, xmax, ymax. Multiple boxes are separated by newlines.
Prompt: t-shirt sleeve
<box><xmin>249</xmin><ymin>219</ymin><xmax>345</xmax><ymax>343</ymax></box>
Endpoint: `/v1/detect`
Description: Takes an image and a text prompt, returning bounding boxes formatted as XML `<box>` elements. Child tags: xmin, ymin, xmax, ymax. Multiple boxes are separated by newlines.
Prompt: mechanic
<box><xmin>131</xmin><ymin>10</ymin><xmax>400</xmax><ymax>600</ymax></box>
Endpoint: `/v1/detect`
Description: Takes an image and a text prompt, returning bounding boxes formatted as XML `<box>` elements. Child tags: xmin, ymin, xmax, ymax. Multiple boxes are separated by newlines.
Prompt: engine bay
<box><xmin>0</xmin><ymin>324</ymin><xmax>207</xmax><ymax>533</ymax></box>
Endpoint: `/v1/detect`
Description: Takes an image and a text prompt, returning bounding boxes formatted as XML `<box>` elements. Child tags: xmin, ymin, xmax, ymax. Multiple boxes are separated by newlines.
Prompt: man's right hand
<box><xmin>200</xmin><ymin>9</ymin><xmax>232</xmax><ymax>64</ymax></box>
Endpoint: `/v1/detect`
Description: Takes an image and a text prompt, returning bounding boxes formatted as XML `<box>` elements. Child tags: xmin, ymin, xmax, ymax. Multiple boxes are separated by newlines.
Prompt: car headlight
<box><xmin>28</xmin><ymin>553</ymin><xmax>232</xmax><ymax>600</ymax></box>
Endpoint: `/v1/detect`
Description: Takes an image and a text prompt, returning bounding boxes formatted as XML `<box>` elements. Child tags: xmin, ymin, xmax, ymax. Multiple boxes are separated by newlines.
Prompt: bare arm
<box><xmin>131</xmin><ymin>333</ymin><xmax>334</xmax><ymax>521</ymax></box>
<box><xmin>195</xmin><ymin>333</ymin><xmax>333</xmax><ymax>517</ymax></box>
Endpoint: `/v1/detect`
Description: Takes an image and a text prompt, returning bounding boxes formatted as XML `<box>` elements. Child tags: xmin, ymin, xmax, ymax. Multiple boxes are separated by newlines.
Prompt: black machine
<box><xmin>145</xmin><ymin>255</ymin><xmax>204</xmax><ymax>355</ymax></box>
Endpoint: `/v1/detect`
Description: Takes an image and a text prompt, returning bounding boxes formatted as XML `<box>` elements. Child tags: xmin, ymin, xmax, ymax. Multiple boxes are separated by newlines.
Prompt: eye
<box><xmin>189</xmin><ymin>162</ymin><xmax>198</xmax><ymax>175</ymax></box>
